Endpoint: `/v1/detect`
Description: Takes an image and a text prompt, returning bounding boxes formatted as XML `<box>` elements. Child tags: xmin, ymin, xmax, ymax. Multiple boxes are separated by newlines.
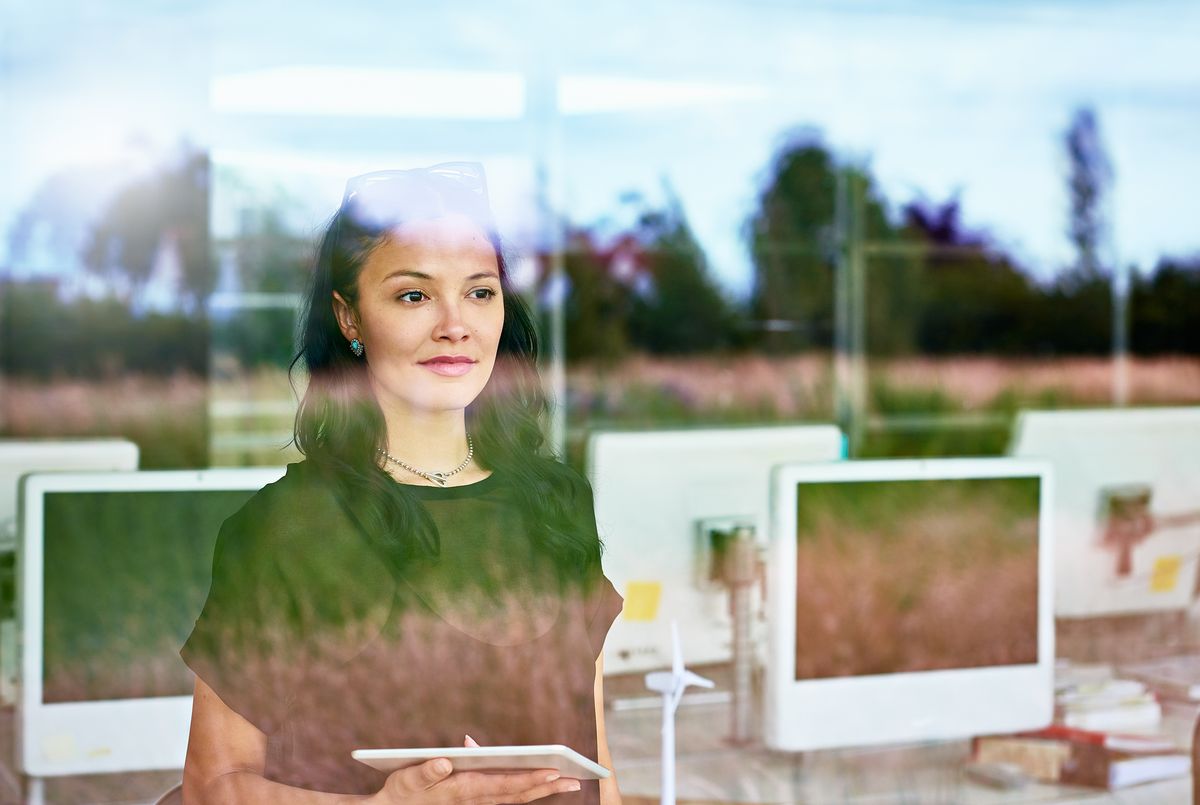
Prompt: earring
<box><xmin>350</xmin><ymin>338</ymin><xmax>364</xmax><ymax>357</ymax></box>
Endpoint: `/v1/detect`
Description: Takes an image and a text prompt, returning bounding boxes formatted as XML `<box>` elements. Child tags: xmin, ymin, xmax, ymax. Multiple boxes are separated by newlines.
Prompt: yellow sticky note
<box><xmin>41</xmin><ymin>733</ymin><xmax>77</xmax><ymax>763</ymax></box>
<box><xmin>622</xmin><ymin>581</ymin><xmax>662</xmax><ymax>622</ymax></box>
<box><xmin>1150</xmin><ymin>555</ymin><xmax>1183</xmax><ymax>593</ymax></box>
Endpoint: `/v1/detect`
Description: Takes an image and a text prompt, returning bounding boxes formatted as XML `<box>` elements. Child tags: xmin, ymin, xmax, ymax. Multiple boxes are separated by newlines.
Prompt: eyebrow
<box><xmin>380</xmin><ymin>269</ymin><xmax>500</xmax><ymax>284</ymax></box>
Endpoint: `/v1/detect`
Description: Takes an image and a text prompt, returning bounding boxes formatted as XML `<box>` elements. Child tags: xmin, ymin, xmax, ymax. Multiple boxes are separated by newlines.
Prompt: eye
<box><xmin>469</xmin><ymin>287</ymin><xmax>498</xmax><ymax>300</ymax></box>
<box><xmin>397</xmin><ymin>290</ymin><xmax>428</xmax><ymax>304</ymax></box>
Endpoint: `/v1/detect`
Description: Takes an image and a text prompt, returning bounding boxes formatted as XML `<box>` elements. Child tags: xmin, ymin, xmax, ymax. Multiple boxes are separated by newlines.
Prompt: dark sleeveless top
<box><xmin>180</xmin><ymin>459</ymin><xmax>623</xmax><ymax>802</ymax></box>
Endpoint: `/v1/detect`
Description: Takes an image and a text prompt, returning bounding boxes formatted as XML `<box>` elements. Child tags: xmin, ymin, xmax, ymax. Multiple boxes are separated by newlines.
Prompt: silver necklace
<box><xmin>377</xmin><ymin>433</ymin><xmax>474</xmax><ymax>487</ymax></box>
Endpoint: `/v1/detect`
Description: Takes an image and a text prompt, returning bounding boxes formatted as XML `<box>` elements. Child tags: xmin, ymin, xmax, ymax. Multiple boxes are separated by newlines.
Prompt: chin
<box><xmin>413</xmin><ymin>388</ymin><xmax>487</xmax><ymax>413</ymax></box>
<box><xmin>374</xmin><ymin>372</ymin><xmax>485</xmax><ymax>413</ymax></box>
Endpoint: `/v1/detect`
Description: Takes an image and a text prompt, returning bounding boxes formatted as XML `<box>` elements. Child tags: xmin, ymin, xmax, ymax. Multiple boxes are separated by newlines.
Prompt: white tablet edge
<box><xmin>351</xmin><ymin>744</ymin><xmax>610</xmax><ymax>780</ymax></box>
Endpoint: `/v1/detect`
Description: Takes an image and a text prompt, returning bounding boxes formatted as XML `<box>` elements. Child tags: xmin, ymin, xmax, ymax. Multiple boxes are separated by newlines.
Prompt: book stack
<box><xmin>972</xmin><ymin>725</ymin><xmax>1190</xmax><ymax>789</ymax></box>
<box><xmin>1056</xmin><ymin>670</ymin><xmax>1162</xmax><ymax>732</ymax></box>
<box><xmin>1120</xmin><ymin>654</ymin><xmax>1200</xmax><ymax>702</ymax></box>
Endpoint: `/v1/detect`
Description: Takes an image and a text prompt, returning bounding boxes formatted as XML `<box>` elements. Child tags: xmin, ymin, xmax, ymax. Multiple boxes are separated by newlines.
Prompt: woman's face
<box><xmin>332</xmin><ymin>213</ymin><xmax>505</xmax><ymax>419</ymax></box>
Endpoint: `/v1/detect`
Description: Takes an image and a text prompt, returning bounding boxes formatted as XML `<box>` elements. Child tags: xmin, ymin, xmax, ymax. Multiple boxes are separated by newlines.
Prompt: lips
<box><xmin>419</xmin><ymin>356</ymin><xmax>477</xmax><ymax>377</ymax></box>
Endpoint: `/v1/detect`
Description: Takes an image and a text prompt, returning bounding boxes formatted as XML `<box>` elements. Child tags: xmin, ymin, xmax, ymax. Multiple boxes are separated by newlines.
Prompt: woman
<box><xmin>181</xmin><ymin>163</ymin><xmax>624</xmax><ymax>804</ymax></box>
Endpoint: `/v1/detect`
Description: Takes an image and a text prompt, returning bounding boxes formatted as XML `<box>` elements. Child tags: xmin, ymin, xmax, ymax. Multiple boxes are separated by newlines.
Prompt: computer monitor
<box><xmin>587</xmin><ymin>425</ymin><xmax>843</xmax><ymax>675</ymax></box>
<box><xmin>765</xmin><ymin>458</ymin><xmax>1054</xmax><ymax>751</ymax></box>
<box><xmin>1009</xmin><ymin>407</ymin><xmax>1200</xmax><ymax>618</ymax></box>
<box><xmin>17</xmin><ymin>468</ymin><xmax>284</xmax><ymax>777</ymax></box>
<box><xmin>0</xmin><ymin>439</ymin><xmax>140</xmax><ymax>705</ymax></box>
<box><xmin>0</xmin><ymin>440</ymin><xmax>140</xmax><ymax>553</ymax></box>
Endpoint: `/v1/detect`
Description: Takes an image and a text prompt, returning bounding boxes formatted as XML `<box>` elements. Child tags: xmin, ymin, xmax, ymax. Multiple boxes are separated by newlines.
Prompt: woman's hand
<box><xmin>366</xmin><ymin>741</ymin><xmax>580</xmax><ymax>804</ymax></box>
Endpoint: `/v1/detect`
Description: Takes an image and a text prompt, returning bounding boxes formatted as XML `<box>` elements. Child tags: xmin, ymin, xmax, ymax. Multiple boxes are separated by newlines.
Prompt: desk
<box><xmin>606</xmin><ymin>693</ymin><xmax>1194</xmax><ymax>804</ymax></box>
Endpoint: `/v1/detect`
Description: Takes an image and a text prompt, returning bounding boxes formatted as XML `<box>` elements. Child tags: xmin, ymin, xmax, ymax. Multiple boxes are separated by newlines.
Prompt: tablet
<box><xmin>351</xmin><ymin>744</ymin><xmax>611</xmax><ymax>780</ymax></box>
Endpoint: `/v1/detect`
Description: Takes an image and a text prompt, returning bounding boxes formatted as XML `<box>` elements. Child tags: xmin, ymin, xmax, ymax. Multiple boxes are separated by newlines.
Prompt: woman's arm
<box><xmin>184</xmin><ymin>677</ymin><xmax>366</xmax><ymax>804</ymax></box>
<box><xmin>184</xmin><ymin>678</ymin><xmax>576</xmax><ymax>805</ymax></box>
<box><xmin>594</xmin><ymin>655</ymin><xmax>623</xmax><ymax>805</ymax></box>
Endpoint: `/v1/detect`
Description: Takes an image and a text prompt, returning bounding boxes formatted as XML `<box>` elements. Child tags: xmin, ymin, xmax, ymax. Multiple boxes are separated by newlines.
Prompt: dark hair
<box><xmin>289</xmin><ymin>172</ymin><xmax>599</xmax><ymax>577</ymax></box>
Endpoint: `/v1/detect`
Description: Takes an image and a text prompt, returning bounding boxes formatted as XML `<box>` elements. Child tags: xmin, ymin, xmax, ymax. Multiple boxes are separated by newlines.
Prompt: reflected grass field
<box><xmin>0</xmin><ymin>373</ymin><xmax>207</xmax><ymax>468</ymax></box>
<box><xmin>564</xmin><ymin>354</ymin><xmax>1200</xmax><ymax>463</ymax></box>
<box><xmin>3</xmin><ymin>355</ymin><xmax>1198</xmax><ymax>469</ymax></box>
<box><xmin>792</xmin><ymin>477</ymin><xmax>1041</xmax><ymax>679</ymax></box>
<box><xmin>567</xmin><ymin>354</ymin><xmax>1200</xmax><ymax>424</ymax></box>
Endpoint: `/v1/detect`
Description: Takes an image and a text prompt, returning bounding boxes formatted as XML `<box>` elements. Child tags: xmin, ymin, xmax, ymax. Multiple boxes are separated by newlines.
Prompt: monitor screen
<box><xmin>792</xmin><ymin>476</ymin><xmax>1040</xmax><ymax>681</ymax></box>
<box><xmin>41</xmin><ymin>488</ymin><xmax>256</xmax><ymax>704</ymax></box>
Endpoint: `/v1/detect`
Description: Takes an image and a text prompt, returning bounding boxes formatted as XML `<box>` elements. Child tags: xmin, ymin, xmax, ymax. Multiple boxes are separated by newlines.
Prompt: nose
<box><xmin>433</xmin><ymin>299</ymin><xmax>470</xmax><ymax>342</ymax></box>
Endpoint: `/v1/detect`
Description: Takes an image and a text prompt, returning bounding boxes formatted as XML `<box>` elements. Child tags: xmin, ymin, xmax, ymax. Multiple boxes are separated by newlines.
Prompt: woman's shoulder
<box><xmin>219</xmin><ymin>459</ymin><xmax>350</xmax><ymax>552</ymax></box>
<box><xmin>271</xmin><ymin>457</ymin><xmax>329</xmax><ymax>492</ymax></box>
<box><xmin>524</xmin><ymin>453</ymin><xmax>591</xmax><ymax>490</ymax></box>
<box><xmin>507</xmin><ymin>454</ymin><xmax>595</xmax><ymax>510</ymax></box>
<box><xmin>214</xmin><ymin>459</ymin><xmax>394</xmax><ymax>608</ymax></box>
<box><xmin>517</xmin><ymin>455</ymin><xmax>601</xmax><ymax>535</ymax></box>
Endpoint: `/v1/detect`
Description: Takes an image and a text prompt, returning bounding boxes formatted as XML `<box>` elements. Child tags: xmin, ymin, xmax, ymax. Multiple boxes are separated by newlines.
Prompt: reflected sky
<box><xmin>2</xmin><ymin>0</ymin><xmax>1198</xmax><ymax>292</ymax></box>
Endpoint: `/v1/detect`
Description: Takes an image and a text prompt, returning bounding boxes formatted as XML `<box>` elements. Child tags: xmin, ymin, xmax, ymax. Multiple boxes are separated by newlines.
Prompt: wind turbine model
<box><xmin>644</xmin><ymin>621</ymin><xmax>715</xmax><ymax>805</ymax></box>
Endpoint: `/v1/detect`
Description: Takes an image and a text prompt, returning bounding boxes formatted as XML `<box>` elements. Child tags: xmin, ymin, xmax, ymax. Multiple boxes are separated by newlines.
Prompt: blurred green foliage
<box><xmin>747</xmin><ymin>128</ymin><xmax>1200</xmax><ymax>359</ymax></box>
<box><xmin>81</xmin><ymin>151</ymin><xmax>211</xmax><ymax>309</ymax></box>
<box><xmin>0</xmin><ymin>281</ymin><xmax>208</xmax><ymax>378</ymax></box>
<box><xmin>5</xmin><ymin>126</ymin><xmax>1199</xmax><ymax>386</ymax></box>
<box><xmin>2</xmin><ymin>120</ymin><xmax>1198</xmax><ymax>474</ymax></box>
<box><xmin>1130</xmin><ymin>259</ymin><xmax>1200</xmax><ymax>354</ymax></box>
<box><xmin>560</xmin><ymin>187</ymin><xmax>747</xmax><ymax>361</ymax></box>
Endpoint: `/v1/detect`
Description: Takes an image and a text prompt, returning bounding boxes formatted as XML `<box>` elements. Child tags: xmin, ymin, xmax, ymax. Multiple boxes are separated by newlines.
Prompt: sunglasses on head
<box><xmin>342</xmin><ymin>161</ymin><xmax>489</xmax><ymax>209</ymax></box>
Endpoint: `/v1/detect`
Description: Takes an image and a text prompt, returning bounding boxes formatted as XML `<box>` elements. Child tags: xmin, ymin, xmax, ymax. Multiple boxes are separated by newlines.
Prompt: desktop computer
<box><xmin>17</xmin><ymin>468</ymin><xmax>283</xmax><ymax>779</ymax></box>
<box><xmin>0</xmin><ymin>439</ymin><xmax>140</xmax><ymax>705</ymax></box>
<box><xmin>765</xmin><ymin>458</ymin><xmax>1055</xmax><ymax>751</ymax></box>
<box><xmin>1010</xmin><ymin>407</ymin><xmax>1200</xmax><ymax>617</ymax></box>
<box><xmin>587</xmin><ymin>425</ymin><xmax>843</xmax><ymax>675</ymax></box>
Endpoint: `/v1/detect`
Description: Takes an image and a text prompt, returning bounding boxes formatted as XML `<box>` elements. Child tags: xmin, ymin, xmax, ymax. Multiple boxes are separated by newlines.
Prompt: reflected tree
<box><xmin>82</xmin><ymin>148</ymin><xmax>211</xmax><ymax>312</ymax></box>
<box><xmin>745</xmin><ymin>133</ymin><xmax>838</xmax><ymax>352</ymax></box>
<box><xmin>747</xmin><ymin>133</ymin><xmax>916</xmax><ymax>355</ymax></box>
<box><xmin>1065</xmin><ymin>106</ymin><xmax>1113</xmax><ymax>283</ymax></box>
<box><xmin>626</xmin><ymin>183</ymin><xmax>743</xmax><ymax>355</ymax></box>
<box><xmin>560</xmin><ymin>186</ymin><xmax>739</xmax><ymax>361</ymax></box>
